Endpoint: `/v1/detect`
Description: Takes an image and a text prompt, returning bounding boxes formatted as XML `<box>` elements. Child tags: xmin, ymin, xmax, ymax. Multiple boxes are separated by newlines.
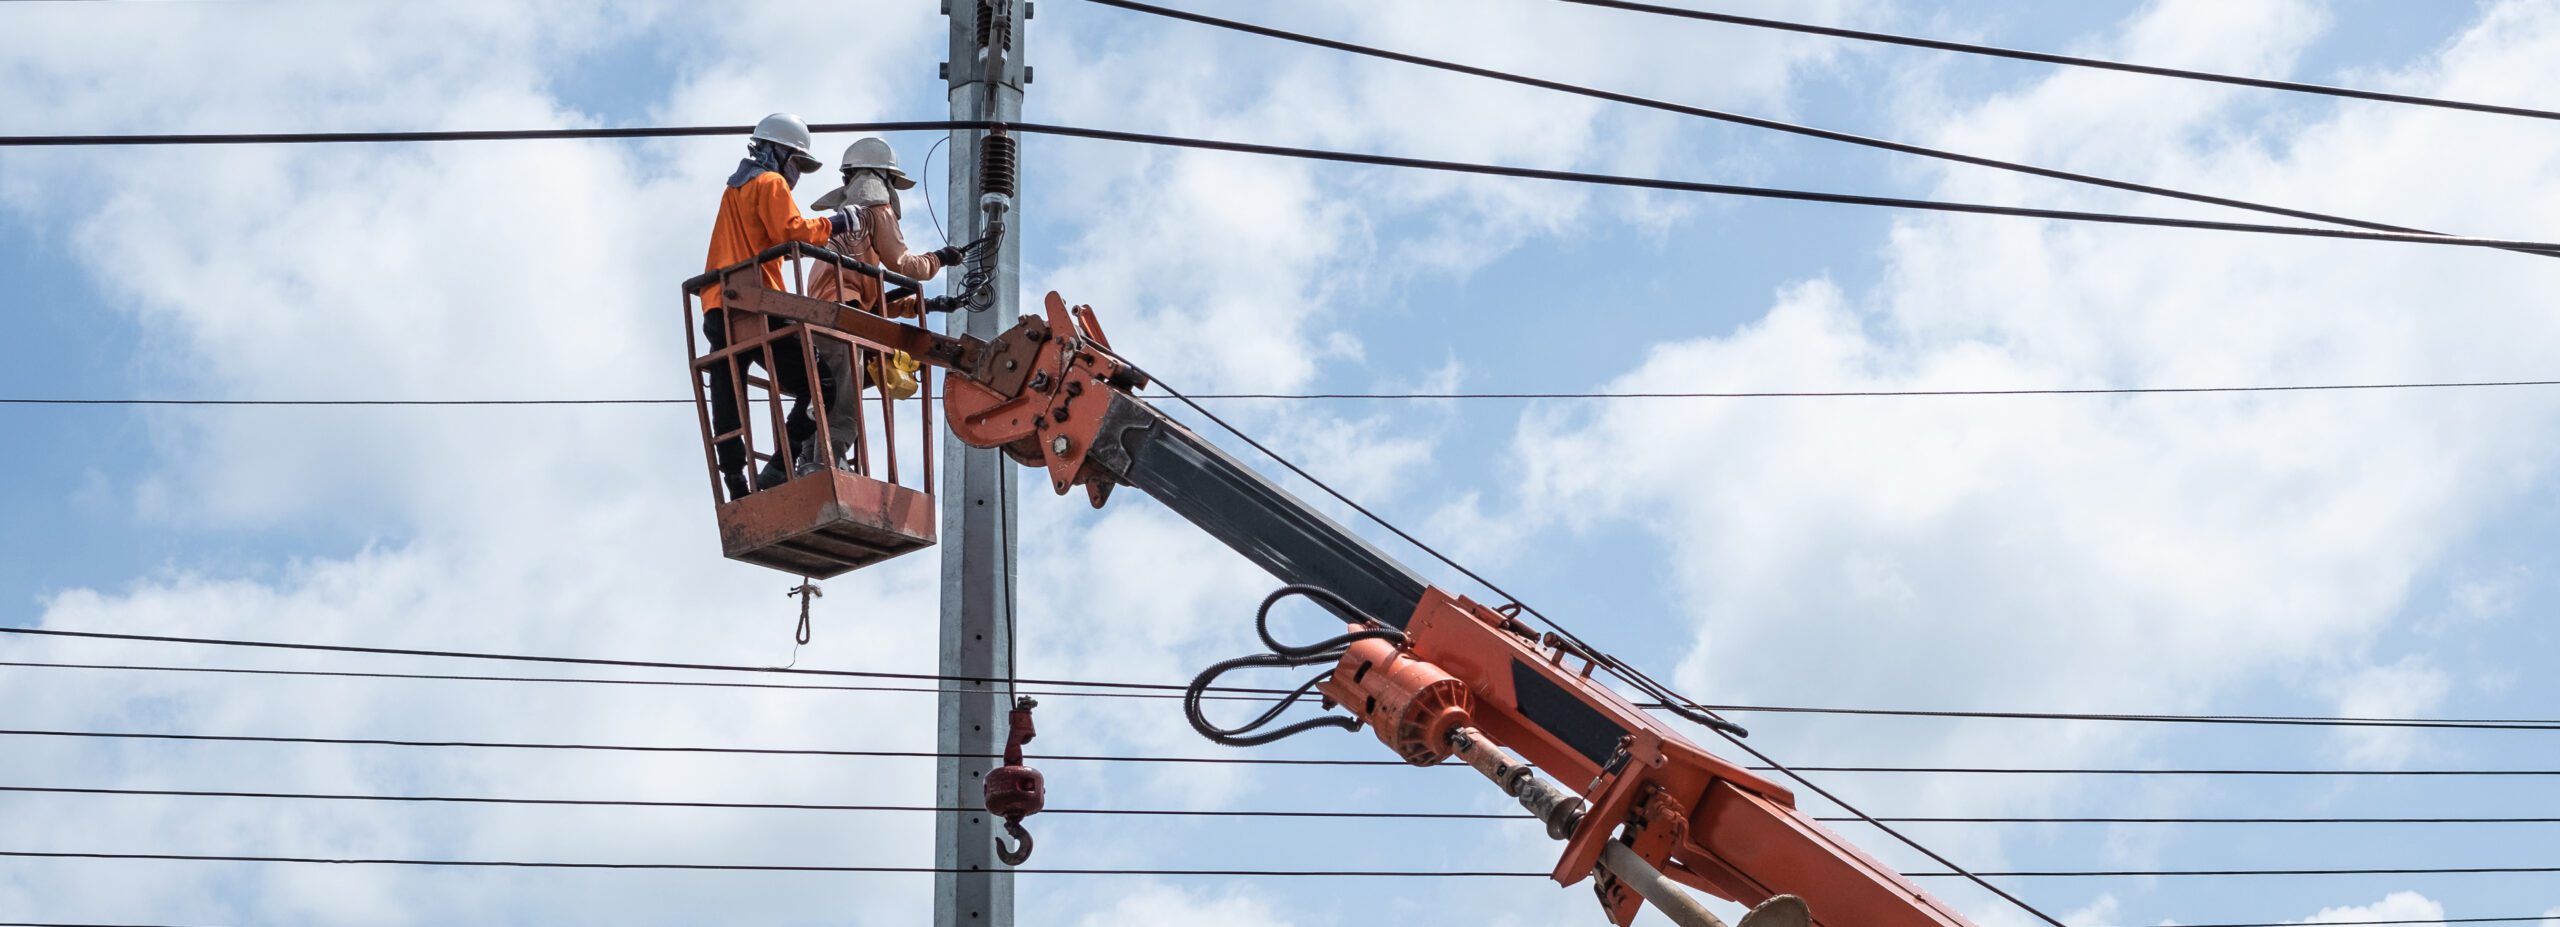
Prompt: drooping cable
<box><xmin>919</xmin><ymin>134</ymin><xmax>953</xmax><ymax>245</ymax></box>
<box><xmin>1555</xmin><ymin>0</ymin><xmax>2560</xmax><ymax>123</ymax></box>
<box><xmin>1077</xmin><ymin>0</ymin><xmax>2552</xmax><ymax>260</ymax></box>
<box><xmin>1183</xmin><ymin>585</ymin><xmax>1410</xmax><ymax>747</ymax></box>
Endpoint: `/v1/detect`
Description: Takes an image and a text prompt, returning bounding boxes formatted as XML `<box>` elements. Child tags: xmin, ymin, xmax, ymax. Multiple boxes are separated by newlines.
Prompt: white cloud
<box><xmin>2066</xmin><ymin>894</ymin><xmax>2122</xmax><ymax>927</ymax></box>
<box><xmin>2318</xmin><ymin>655</ymin><xmax>2452</xmax><ymax>766</ymax></box>
<box><xmin>15</xmin><ymin>0</ymin><xmax>2551</xmax><ymax>924</ymax></box>
<box><xmin>1449</xmin><ymin>0</ymin><xmax>2560</xmax><ymax>884</ymax></box>
<box><xmin>2295</xmin><ymin>892</ymin><xmax>2445</xmax><ymax>927</ymax></box>
<box><xmin>0</xmin><ymin>0</ymin><xmax>1858</xmax><ymax>923</ymax></box>
<box><xmin>1067</xmin><ymin>880</ymin><xmax>1297</xmax><ymax>927</ymax></box>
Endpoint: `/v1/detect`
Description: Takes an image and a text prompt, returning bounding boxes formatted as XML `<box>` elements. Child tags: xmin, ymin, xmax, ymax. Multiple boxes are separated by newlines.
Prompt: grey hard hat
<box><xmin>751</xmin><ymin>113</ymin><xmax>824</xmax><ymax>173</ymax></box>
<box><xmin>835</xmin><ymin>136</ymin><xmax>916</xmax><ymax>189</ymax></box>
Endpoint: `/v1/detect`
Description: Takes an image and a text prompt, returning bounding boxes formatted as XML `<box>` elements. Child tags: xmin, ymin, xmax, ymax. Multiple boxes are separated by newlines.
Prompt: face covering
<box><xmin>727</xmin><ymin>141</ymin><xmax>790</xmax><ymax>189</ymax></box>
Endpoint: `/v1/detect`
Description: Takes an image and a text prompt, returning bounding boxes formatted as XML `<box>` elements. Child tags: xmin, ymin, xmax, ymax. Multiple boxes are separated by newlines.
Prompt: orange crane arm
<box><xmin>701</xmin><ymin>260</ymin><xmax>1975</xmax><ymax>926</ymax></box>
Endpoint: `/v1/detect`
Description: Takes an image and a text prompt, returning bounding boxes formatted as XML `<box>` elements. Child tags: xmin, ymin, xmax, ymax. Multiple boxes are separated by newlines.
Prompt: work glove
<box><xmin>828</xmin><ymin>209</ymin><xmax>855</xmax><ymax>236</ymax></box>
<box><xmin>933</xmin><ymin>244</ymin><xmax>966</xmax><ymax>266</ymax></box>
<box><xmin>941</xmin><ymin>233</ymin><xmax>1000</xmax><ymax>266</ymax></box>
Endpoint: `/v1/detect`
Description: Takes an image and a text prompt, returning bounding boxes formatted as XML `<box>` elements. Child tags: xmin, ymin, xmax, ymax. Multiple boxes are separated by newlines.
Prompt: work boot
<box><xmin>723</xmin><ymin>470</ymin><xmax>752</xmax><ymax>500</ymax></box>
<box><xmin>791</xmin><ymin>439</ymin><xmax>826</xmax><ymax>478</ymax></box>
<box><xmin>755</xmin><ymin>458</ymin><xmax>789</xmax><ymax>491</ymax></box>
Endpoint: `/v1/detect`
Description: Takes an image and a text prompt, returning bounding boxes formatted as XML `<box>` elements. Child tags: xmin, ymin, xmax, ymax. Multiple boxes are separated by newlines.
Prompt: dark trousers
<box><xmin>704</xmin><ymin>309</ymin><xmax>837</xmax><ymax>486</ymax></box>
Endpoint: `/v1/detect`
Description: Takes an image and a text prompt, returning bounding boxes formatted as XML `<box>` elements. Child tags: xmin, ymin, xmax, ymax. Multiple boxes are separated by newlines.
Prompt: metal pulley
<box><xmin>983</xmin><ymin>696</ymin><xmax>1045</xmax><ymax>865</ymax></box>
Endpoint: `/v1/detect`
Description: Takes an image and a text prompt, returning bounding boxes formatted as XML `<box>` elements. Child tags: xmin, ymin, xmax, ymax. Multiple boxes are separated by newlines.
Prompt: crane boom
<box><xmin>697</xmin><ymin>256</ymin><xmax>1979</xmax><ymax>927</ymax></box>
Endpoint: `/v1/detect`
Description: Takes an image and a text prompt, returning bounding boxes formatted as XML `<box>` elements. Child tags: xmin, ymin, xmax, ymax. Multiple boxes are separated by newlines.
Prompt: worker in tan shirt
<box><xmin>804</xmin><ymin>137</ymin><xmax>985</xmax><ymax>466</ymax></box>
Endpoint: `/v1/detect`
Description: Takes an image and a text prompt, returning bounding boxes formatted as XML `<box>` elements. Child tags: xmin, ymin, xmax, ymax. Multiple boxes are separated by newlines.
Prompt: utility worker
<box><xmin>698</xmin><ymin>113</ymin><xmax>857</xmax><ymax>499</ymax></box>
<box><xmin>804</xmin><ymin>137</ymin><xmax>983</xmax><ymax>466</ymax></box>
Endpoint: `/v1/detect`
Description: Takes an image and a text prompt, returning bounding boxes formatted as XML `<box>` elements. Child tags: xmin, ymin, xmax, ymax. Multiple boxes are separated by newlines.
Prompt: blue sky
<box><xmin>4</xmin><ymin>1</ymin><xmax>2558</xmax><ymax>925</ymax></box>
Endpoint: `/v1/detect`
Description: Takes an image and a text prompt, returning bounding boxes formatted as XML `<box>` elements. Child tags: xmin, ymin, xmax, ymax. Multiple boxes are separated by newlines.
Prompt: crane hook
<box><xmin>982</xmin><ymin>697</ymin><xmax>1045</xmax><ymax>865</ymax></box>
<box><xmin>996</xmin><ymin>819</ymin><xmax>1035</xmax><ymax>866</ymax></box>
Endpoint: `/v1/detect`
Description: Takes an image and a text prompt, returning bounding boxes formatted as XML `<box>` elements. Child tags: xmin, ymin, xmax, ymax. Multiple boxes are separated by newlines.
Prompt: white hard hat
<box><xmin>750</xmin><ymin>113</ymin><xmax>824</xmax><ymax>173</ymax></box>
<box><xmin>836</xmin><ymin>136</ymin><xmax>916</xmax><ymax>190</ymax></box>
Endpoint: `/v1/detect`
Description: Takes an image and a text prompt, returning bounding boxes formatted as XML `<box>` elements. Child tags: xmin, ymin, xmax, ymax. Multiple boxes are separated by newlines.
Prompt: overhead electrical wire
<box><xmin>1554</xmin><ymin>0</ymin><xmax>2560</xmax><ymax>123</ymax></box>
<box><xmin>0</xmin><ymin>660</ymin><xmax>1285</xmax><ymax>704</ymax></box>
<box><xmin>6</xmin><ymin>784</ymin><xmax>2555</xmax><ymax>826</ymax></box>
<box><xmin>0</xmin><ymin>626</ymin><xmax>1213</xmax><ymax>695</ymax></box>
<box><xmin>4</xmin><ymin>121</ymin><xmax>2556</xmax><ymax>252</ymax></box>
<box><xmin>9</xmin><ymin>656</ymin><xmax>2560</xmax><ymax>732</ymax></box>
<box><xmin>1077</xmin><ymin>0</ymin><xmax>2550</xmax><ymax>259</ymax></box>
<box><xmin>0</xmin><ymin>15</ymin><xmax>2541</xmax><ymax>925</ymax></box>
<box><xmin>15</xmin><ymin>727</ymin><xmax>2560</xmax><ymax>776</ymax></box>
<box><xmin>16</xmin><ymin>378</ymin><xmax>2560</xmax><ymax>407</ymax></box>
<box><xmin>0</xmin><ymin>849</ymin><xmax>2552</xmax><ymax>880</ymax></box>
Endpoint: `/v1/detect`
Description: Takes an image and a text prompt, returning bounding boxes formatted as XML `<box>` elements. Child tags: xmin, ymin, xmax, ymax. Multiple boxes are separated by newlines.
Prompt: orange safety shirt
<box><xmin>699</xmin><ymin>171</ymin><xmax>835</xmax><ymax>312</ymax></box>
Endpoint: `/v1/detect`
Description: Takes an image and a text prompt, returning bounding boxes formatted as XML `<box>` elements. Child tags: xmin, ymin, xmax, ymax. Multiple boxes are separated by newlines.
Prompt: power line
<box><xmin>1554</xmin><ymin>0</ymin><xmax>2560</xmax><ymax>124</ymax></box>
<box><xmin>0</xmin><ymin>626</ymin><xmax>1226</xmax><ymax>696</ymax></box>
<box><xmin>18</xmin><ymin>727</ymin><xmax>2560</xmax><ymax>776</ymax></box>
<box><xmin>3</xmin><ymin>120</ymin><xmax>2553</xmax><ymax>251</ymax></box>
<box><xmin>1717</xmin><ymin>702</ymin><xmax>2560</xmax><ymax>732</ymax></box>
<box><xmin>1</xmin><ymin>849</ymin><xmax>2552</xmax><ymax>879</ymax></box>
<box><xmin>11</xmin><ymin>635</ymin><xmax>2557</xmax><ymax>732</ymax></box>
<box><xmin>8</xmin><ymin>784</ymin><xmax>2555</xmax><ymax>826</ymax></box>
<box><xmin>1079</xmin><ymin>0</ymin><xmax>2548</xmax><ymax>259</ymax></box>
<box><xmin>0</xmin><ymin>727</ymin><xmax>1416</xmax><ymax>767</ymax></box>
<box><xmin>16</xmin><ymin>378</ymin><xmax>2560</xmax><ymax>407</ymax></box>
<box><xmin>0</xmin><ymin>660</ymin><xmax>1285</xmax><ymax>704</ymax></box>
<box><xmin>0</xmin><ymin>784</ymin><xmax>1504</xmax><ymax>818</ymax></box>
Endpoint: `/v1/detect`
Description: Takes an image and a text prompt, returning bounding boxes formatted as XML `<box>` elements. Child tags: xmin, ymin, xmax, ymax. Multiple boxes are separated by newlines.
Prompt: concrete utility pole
<box><xmin>937</xmin><ymin>2</ymin><xmax>1028</xmax><ymax>926</ymax></box>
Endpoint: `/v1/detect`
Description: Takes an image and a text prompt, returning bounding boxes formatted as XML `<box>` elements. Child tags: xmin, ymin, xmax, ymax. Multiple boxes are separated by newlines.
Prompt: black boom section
<box><xmin>1511</xmin><ymin>659</ymin><xmax>1631</xmax><ymax>767</ymax></box>
<box><xmin>1083</xmin><ymin>395</ymin><xmax>1430</xmax><ymax>628</ymax></box>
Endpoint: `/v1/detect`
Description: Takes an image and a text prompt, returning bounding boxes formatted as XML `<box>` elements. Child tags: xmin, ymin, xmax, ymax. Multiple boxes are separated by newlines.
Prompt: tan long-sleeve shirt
<box><xmin>810</xmin><ymin>203</ymin><xmax>942</xmax><ymax>318</ymax></box>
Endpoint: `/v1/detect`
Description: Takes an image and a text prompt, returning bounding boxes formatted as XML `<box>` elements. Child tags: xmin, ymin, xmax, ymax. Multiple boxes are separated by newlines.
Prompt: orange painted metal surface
<box><xmin>677</xmin><ymin>269</ymin><xmax>1981</xmax><ymax>926</ymax></box>
<box><xmin>943</xmin><ymin>291</ymin><xmax>1146</xmax><ymax>507</ymax></box>
<box><xmin>1326</xmin><ymin>587</ymin><xmax>1975</xmax><ymax>927</ymax></box>
<box><xmin>683</xmin><ymin>248</ymin><xmax>945</xmax><ymax>577</ymax></box>
<box><xmin>1319</xmin><ymin>636</ymin><xmax>1473</xmax><ymax>766</ymax></box>
<box><xmin>715</xmin><ymin>465</ymin><xmax>937</xmax><ymax>579</ymax></box>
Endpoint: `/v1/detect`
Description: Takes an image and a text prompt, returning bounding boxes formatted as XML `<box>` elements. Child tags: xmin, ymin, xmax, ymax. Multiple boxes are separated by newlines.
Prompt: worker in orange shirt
<box><xmin>804</xmin><ymin>137</ymin><xmax>985</xmax><ymax>465</ymax></box>
<box><xmin>698</xmin><ymin>113</ymin><xmax>858</xmax><ymax>499</ymax></box>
